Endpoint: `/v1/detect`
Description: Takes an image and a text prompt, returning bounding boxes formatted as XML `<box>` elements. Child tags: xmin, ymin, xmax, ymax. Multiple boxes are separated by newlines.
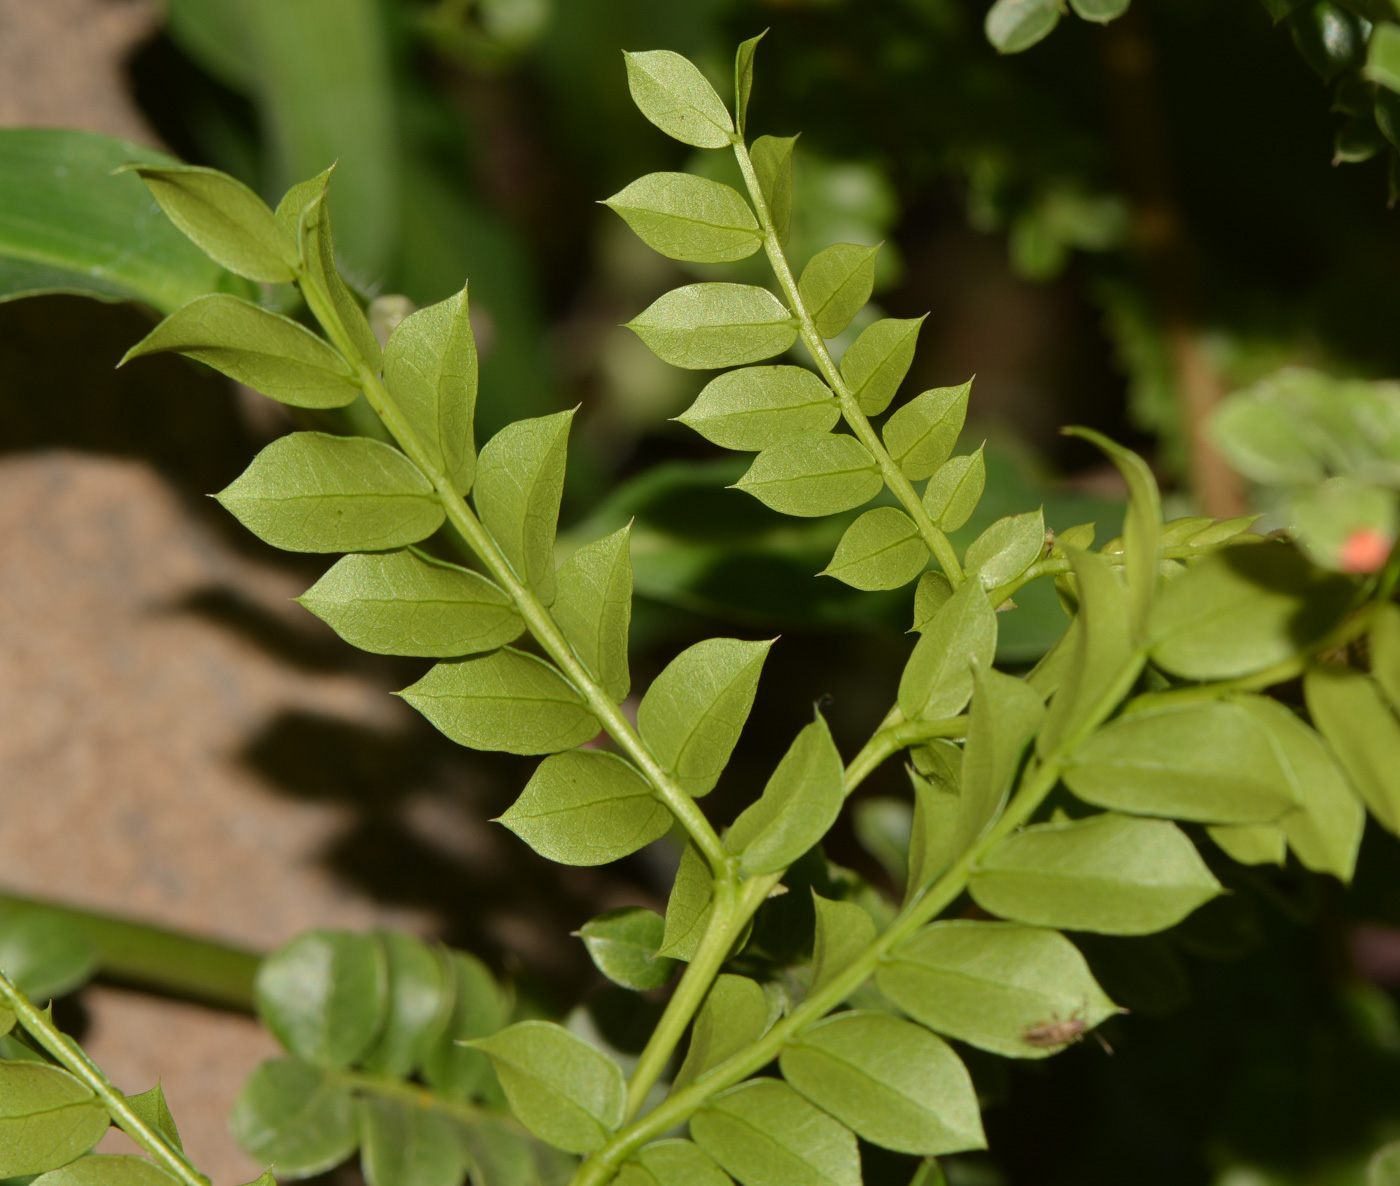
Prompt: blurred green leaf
<box><xmin>357</xmin><ymin>1097</ymin><xmax>462</xmax><ymax>1186</ymax></box>
<box><xmin>230</xmin><ymin>1058</ymin><xmax>357</xmax><ymax>1177</ymax></box>
<box><xmin>986</xmin><ymin>0</ymin><xmax>1062</xmax><ymax>53</ymax></box>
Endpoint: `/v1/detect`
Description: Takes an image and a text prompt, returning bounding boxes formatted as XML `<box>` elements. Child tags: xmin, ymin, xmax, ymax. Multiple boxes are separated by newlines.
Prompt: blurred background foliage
<box><xmin>8</xmin><ymin>0</ymin><xmax>1400</xmax><ymax>1183</ymax></box>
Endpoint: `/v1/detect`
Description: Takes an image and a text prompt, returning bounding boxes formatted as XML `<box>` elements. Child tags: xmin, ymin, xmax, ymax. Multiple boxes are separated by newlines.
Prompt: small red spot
<box><xmin>1339</xmin><ymin>528</ymin><xmax>1394</xmax><ymax>574</ymax></box>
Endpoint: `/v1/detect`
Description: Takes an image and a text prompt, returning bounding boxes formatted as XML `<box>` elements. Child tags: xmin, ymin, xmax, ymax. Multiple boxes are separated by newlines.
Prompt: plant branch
<box><xmin>730</xmin><ymin>140</ymin><xmax>965</xmax><ymax>588</ymax></box>
<box><xmin>0</xmin><ymin>972</ymin><xmax>211</xmax><ymax>1186</ymax></box>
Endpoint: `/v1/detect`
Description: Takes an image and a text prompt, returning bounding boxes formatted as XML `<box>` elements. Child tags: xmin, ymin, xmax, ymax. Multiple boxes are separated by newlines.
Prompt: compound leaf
<box><xmin>216</xmin><ymin>432</ymin><xmax>443</xmax><ymax>554</ymax></box>
<box><xmin>638</xmin><ymin>637</ymin><xmax>773</xmax><ymax>797</ymax></box>
<box><xmin>299</xmin><ymin>550</ymin><xmax>522</xmax><ymax>658</ymax></box>
<box><xmin>358</xmin><ymin>1097</ymin><xmax>462</xmax><ymax>1186</ymax></box>
<box><xmin>499</xmin><ymin>750</ymin><xmax>670</xmax><ymax>866</ymax></box>
<box><xmin>554</xmin><ymin>526</ymin><xmax>633</xmax><ymax>702</ymax></box>
<box><xmin>798</xmin><ymin>243</ymin><xmax>879</xmax><ymax>339</ymax></box>
<box><xmin>605</xmin><ymin>173</ymin><xmax>761</xmax><ymax>264</ymax></box>
<box><xmin>735</xmin><ymin>433</ymin><xmax>881</xmax><ymax>517</ymax></box>
<box><xmin>839</xmin><ymin>317</ymin><xmax>924</xmax><ymax>416</ymax></box>
<box><xmin>579</xmin><ymin>907</ymin><xmax>677</xmax><ymax>992</ymax></box>
<box><xmin>964</xmin><ymin>509</ymin><xmax>1045</xmax><ymax>591</ymax></box>
<box><xmin>629</xmin><ymin>283</ymin><xmax>796</xmax><ymax>370</ymax></box>
<box><xmin>0</xmin><ymin>1062</ymin><xmax>109</xmax><ymax>1178</ymax></box>
<box><xmin>678</xmin><ymin>366</ymin><xmax>838</xmax><ymax>452</ymax></box>
<box><xmin>401</xmin><ymin>649</ymin><xmax>599</xmax><ymax>755</ymax></box>
<box><xmin>1071</xmin><ymin>0</ymin><xmax>1131</xmax><ymax>18</ymax></box>
<box><xmin>898</xmin><ymin>578</ymin><xmax>997</xmax><ymax>722</ymax></box>
<box><xmin>882</xmin><ymin>382</ymin><xmax>971</xmax><ymax>482</ymax></box>
<box><xmin>230</xmin><ymin>1058</ymin><xmax>357</xmax><ymax>1177</ymax></box>
<box><xmin>468</xmin><ymin>1021</ymin><xmax>625</xmax><ymax>1155</ymax></box>
<box><xmin>475</xmin><ymin>410</ymin><xmax>574</xmax><ymax>605</ymax></box>
<box><xmin>674</xmin><ymin>975</ymin><xmax>772</xmax><ymax>1090</ymax></box>
<box><xmin>120</xmin><ymin>294</ymin><xmax>359</xmax><ymax>409</ymax></box>
<box><xmin>624</xmin><ymin>50</ymin><xmax>735</xmax><ymax>149</ymax></box>
<box><xmin>779</xmin><ymin>1012</ymin><xmax>985</xmax><ymax>1156</ymax></box>
<box><xmin>969</xmin><ymin>813</ymin><xmax>1222</xmax><ymax>935</ymax></box>
<box><xmin>823</xmin><ymin>507</ymin><xmax>927</xmax><ymax>591</ymax></box>
<box><xmin>1305</xmin><ymin>666</ymin><xmax>1400</xmax><ymax>834</ymax></box>
<box><xmin>922</xmin><ymin>448</ymin><xmax>985</xmax><ymax>532</ymax></box>
<box><xmin>750</xmin><ymin>135</ymin><xmax>796</xmax><ymax>246</ymax></box>
<box><xmin>361</xmin><ymin>932</ymin><xmax>453</xmax><ymax>1080</ymax></box>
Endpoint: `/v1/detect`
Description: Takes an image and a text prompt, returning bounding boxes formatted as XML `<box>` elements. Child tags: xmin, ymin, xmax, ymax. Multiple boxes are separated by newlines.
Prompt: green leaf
<box><xmin>964</xmin><ymin>509</ymin><xmax>1045</xmax><ymax>591</ymax></box>
<box><xmin>1370</xmin><ymin>1139</ymin><xmax>1400</xmax><ymax>1186</ymax></box>
<box><xmin>911</xmin><ymin>572</ymin><xmax>953</xmax><ymax>632</ymax></box>
<box><xmin>624</xmin><ymin>50</ymin><xmax>735</xmax><ymax>149</ymax></box>
<box><xmin>922</xmin><ymin>448</ymin><xmax>985</xmax><ymax>532</ymax></box>
<box><xmin>1207</xmin><ymin>823</ymin><xmax>1287</xmax><ymax>867</ymax></box>
<box><xmin>780</xmin><ymin>1012</ymin><xmax>985</xmax><ymax>1156</ymax></box>
<box><xmin>0</xmin><ymin>129</ymin><xmax>246</xmax><ymax>310</ymax></box>
<box><xmin>0</xmin><ymin>915</ymin><xmax>97</xmax><ymax>1002</ymax></box>
<box><xmin>468</xmin><ymin>1021</ymin><xmax>625</xmax><ymax>1154</ymax></box>
<box><xmin>119</xmin><ymin>294</ymin><xmax>359</xmax><ymax>409</ymax></box>
<box><xmin>823</xmin><ymin>508</ymin><xmax>926</xmax><ymax>591</ymax></box>
<box><xmin>736</xmin><ymin>434</ymin><xmax>881</xmax><ymax>518</ymax></box>
<box><xmin>882</xmin><ymin>382</ymin><xmax>971</xmax><ymax>482</ymax></box>
<box><xmin>960</xmin><ymin>667</ymin><xmax>1045</xmax><ymax>845</ymax></box>
<box><xmin>1069</xmin><ymin>0</ymin><xmax>1131</xmax><ymax>21</ymax></box>
<box><xmin>678</xmin><ymin>366</ymin><xmax>838</xmax><ymax>452</ymax></box>
<box><xmin>401</xmin><ymin>649</ymin><xmax>599</xmax><ymax>756</ymax></box>
<box><xmin>692</xmin><ymin>1078</ymin><xmax>859</xmax><ymax>1186</ymax></box>
<box><xmin>798</xmin><ymin>243</ymin><xmax>880</xmax><ymax>339</ymax></box>
<box><xmin>629</xmin><ymin>284</ymin><xmax>797</xmax><ymax>370</ymax></box>
<box><xmin>1372</xmin><ymin>602</ymin><xmax>1400</xmax><ymax>711</ymax></box>
<box><xmin>617</xmin><ymin>1140</ymin><xmax>732</xmax><ymax>1186</ymax></box>
<box><xmin>877</xmin><ymin>920</ymin><xmax>1117</xmax><ymax>1059</ymax></box>
<box><xmin>124</xmin><ymin>1083</ymin><xmax>181</xmax><ymax>1152</ymax></box>
<box><xmin>216</xmin><ymin>433</ymin><xmax>443</xmax><ymax>554</ymax></box>
<box><xmin>638</xmin><ymin>637</ymin><xmax>773</xmax><ymax>797</ymax></box>
<box><xmin>300</xmin><ymin>550</ymin><xmax>522</xmax><ymax>659</ymax></box>
<box><xmin>1064</xmin><ymin>428</ymin><xmax>1161</xmax><ymax>641</ymax></box>
<box><xmin>499</xmin><ymin>750</ymin><xmax>670</xmax><ymax>866</ymax></box>
<box><xmin>30</xmin><ymin>1156</ymin><xmax>178</xmax><ymax>1186</ymax></box>
<box><xmin>839</xmin><ymin>317</ymin><xmax>925</xmax><ymax>416</ymax></box>
<box><xmin>898</xmin><ymin>578</ymin><xmax>997</xmax><ymax>722</ymax></box>
<box><xmin>750</xmin><ymin>136</ymin><xmax>796</xmax><ymax>247</ymax></box>
<box><xmin>475</xmin><ymin>410</ymin><xmax>574</xmax><ymax>605</ymax></box>
<box><xmin>383</xmin><ymin>285</ymin><xmax>478</xmax><ymax>494</ymax></box>
<box><xmin>297</xmin><ymin>187</ymin><xmax>382</xmax><ymax>369</ymax></box>
<box><xmin>907</xmin><ymin>742</ymin><xmax>966</xmax><ymax>891</ymax></box>
<box><xmin>554</xmin><ymin>527</ymin><xmax>633</xmax><ymax>702</ymax></box>
<box><xmin>1064</xmin><ymin>699</ymin><xmax>1298</xmax><ymax>824</ymax></box>
<box><xmin>605</xmin><ymin>174</ymin><xmax>761</xmax><ymax>264</ymax></box>
<box><xmin>0</xmin><ymin>1062</ymin><xmax>109</xmax><ymax>1177</ymax></box>
<box><xmin>1239</xmin><ymin>695</ymin><xmax>1363</xmax><ymax>882</ymax></box>
<box><xmin>674</xmin><ymin>975</ymin><xmax>772</xmax><ymax>1090</ymax></box>
<box><xmin>125</xmin><ymin>164</ymin><xmax>295</xmax><ymax>283</ymax></box>
<box><xmin>970</xmin><ymin>813</ymin><xmax>1222</xmax><ymax>935</ymax></box>
<box><xmin>853</xmin><ymin>799</ymin><xmax>913</xmax><ymax>885</ymax></box>
<box><xmin>811</xmin><ymin>894</ymin><xmax>877</xmax><ymax>994</ymax></box>
<box><xmin>357</xmin><ymin>1097</ymin><xmax>462</xmax><ymax>1186</ymax></box>
<box><xmin>1305</xmin><ymin>666</ymin><xmax>1400</xmax><ymax>833</ymax></box>
<box><xmin>361</xmin><ymin>932</ymin><xmax>453</xmax><ymax>1080</ymax></box>
<box><xmin>726</xmin><ymin>713</ymin><xmax>846</xmax><ymax>874</ymax></box>
<box><xmin>659</xmin><ymin>843</ymin><xmax>714</xmax><ymax>962</ymax></box>
<box><xmin>985</xmin><ymin>0</ymin><xmax>1062</xmax><ymax>53</ymax></box>
<box><xmin>255</xmin><ymin>929</ymin><xmax>388</xmax><ymax>1069</ymax></box>
<box><xmin>1149</xmin><ymin>543</ymin><xmax>1354</xmax><ymax>681</ymax></box>
<box><xmin>454</xmin><ymin>1126</ymin><xmax>538</xmax><ymax>1186</ymax></box>
<box><xmin>230</xmin><ymin>1057</ymin><xmax>357</xmax><ymax>1177</ymax></box>
<box><xmin>735</xmin><ymin>32</ymin><xmax>765</xmax><ymax>136</ymax></box>
<box><xmin>421</xmin><ymin>953</ymin><xmax>509</xmax><ymax>1101</ymax></box>
<box><xmin>1037</xmin><ymin>548</ymin><xmax>1137</xmax><ymax>757</ymax></box>
<box><xmin>1366</xmin><ymin>22</ymin><xmax>1400</xmax><ymax>93</ymax></box>
<box><xmin>579</xmin><ymin>907</ymin><xmax>677</xmax><ymax>992</ymax></box>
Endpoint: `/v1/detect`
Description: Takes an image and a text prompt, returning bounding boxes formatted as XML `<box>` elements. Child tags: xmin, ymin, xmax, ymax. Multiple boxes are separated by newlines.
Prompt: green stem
<box><xmin>730</xmin><ymin>140</ymin><xmax>965</xmax><ymax>588</ymax></box>
<box><xmin>0</xmin><ymin>972</ymin><xmax>210</xmax><ymax>1186</ymax></box>
<box><xmin>335</xmin><ymin>1068</ymin><xmax>527</xmax><ymax>1134</ymax></box>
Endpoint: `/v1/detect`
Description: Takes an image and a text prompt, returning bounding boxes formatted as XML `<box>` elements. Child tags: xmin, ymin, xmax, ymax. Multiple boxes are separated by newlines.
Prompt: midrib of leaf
<box><xmin>729</xmin><ymin>140</ymin><xmax>965</xmax><ymax>589</ymax></box>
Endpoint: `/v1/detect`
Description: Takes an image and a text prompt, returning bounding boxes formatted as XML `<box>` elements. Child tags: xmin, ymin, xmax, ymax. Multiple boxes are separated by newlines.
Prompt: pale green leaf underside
<box><xmin>839</xmin><ymin>317</ymin><xmax>924</xmax><ymax>416</ymax></box>
<box><xmin>798</xmin><ymin>242</ymin><xmax>879</xmax><ymax>339</ymax></box>
<box><xmin>824</xmin><ymin>507</ymin><xmax>927</xmax><ymax>591</ymax></box>
<box><xmin>629</xmin><ymin>283</ymin><xmax>797</xmax><ymax>370</ymax></box>
<box><xmin>554</xmin><ymin>526</ymin><xmax>633</xmax><ymax>702</ymax></box>
<box><xmin>357</xmin><ymin>1097</ymin><xmax>462</xmax><ymax>1186</ymax></box>
<box><xmin>811</xmin><ymin>893</ymin><xmax>878</xmax><ymax>993</ymax></box>
<box><xmin>736</xmin><ymin>433</ymin><xmax>881</xmax><ymax>517</ymax></box>
<box><xmin>615</xmin><ymin>1140</ymin><xmax>731</xmax><ymax>1186</ymax></box>
<box><xmin>674</xmin><ymin>974</ymin><xmax>771</xmax><ymax>1090</ymax></box>
<box><xmin>624</xmin><ymin>50</ymin><xmax>735</xmax><ymax>149</ymax></box>
<box><xmin>898</xmin><ymin>578</ymin><xmax>997</xmax><ymax>721</ymax></box>
<box><xmin>882</xmin><ymin>381</ymin><xmax>970</xmax><ymax>482</ymax></box>
<box><xmin>678</xmin><ymin>365</ymin><xmax>838</xmax><ymax>452</ymax></box>
<box><xmin>606</xmin><ymin>172</ymin><xmax>761</xmax><ymax>263</ymax></box>
<box><xmin>659</xmin><ymin>842</ymin><xmax>714</xmax><ymax>961</ymax></box>
<box><xmin>1305</xmin><ymin>667</ymin><xmax>1400</xmax><ymax>835</ymax></box>
<box><xmin>578</xmin><ymin>907</ymin><xmax>677</xmax><ymax>991</ymax></box>
<box><xmin>923</xmin><ymin>448</ymin><xmax>986</xmax><ymax>532</ymax></box>
<box><xmin>31</xmin><ymin>1155</ymin><xmax>182</xmax><ymax>1186</ymax></box>
<box><xmin>965</xmin><ymin>508</ymin><xmax>1045</xmax><ymax>591</ymax></box>
<box><xmin>0</xmin><ymin>1062</ymin><xmax>110</xmax><ymax>1179</ymax></box>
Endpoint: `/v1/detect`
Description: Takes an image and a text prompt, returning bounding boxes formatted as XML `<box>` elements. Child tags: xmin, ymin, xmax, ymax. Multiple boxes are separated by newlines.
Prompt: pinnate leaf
<box><xmin>922</xmin><ymin>448</ymin><xmax>985</xmax><ymax>532</ymax></box>
<box><xmin>0</xmin><ymin>1062</ymin><xmax>109</xmax><ymax>1178</ymax></box>
<box><xmin>554</xmin><ymin>526</ymin><xmax>633</xmax><ymax>702</ymax></box>
<box><xmin>624</xmin><ymin>50</ymin><xmax>734</xmax><ymax>149</ymax></box>
<box><xmin>499</xmin><ymin>750</ymin><xmax>669</xmax><ymax>866</ymax></box>
<box><xmin>468</xmin><ymin>1021</ymin><xmax>624</xmax><ymax>1154</ymax></box>
<box><xmin>475</xmin><ymin>410</ymin><xmax>574</xmax><ymax>605</ymax></box>
<box><xmin>898</xmin><ymin>578</ymin><xmax>997</xmax><ymax>722</ymax></box>
<box><xmin>120</xmin><ymin>294</ymin><xmax>359</xmax><ymax>409</ymax></box>
<box><xmin>735</xmin><ymin>433</ymin><xmax>881</xmax><ymax>517</ymax></box>
<box><xmin>357</xmin><ymin>1097</ymin><xmax>462</xmax><ymax>1186</ymax></box>
<box><xmin>877</xmin><ymin>920</ymin><xmax>1116</xmax><ymax>1059</ymax></box>
<box><xmin>779</xmin><ymin>1012</ymin><xmax>985</xmax><ymax>1156</ymax></box>
<box><xmin>403</xmin><ymin>649</ymin><xmax>599</xmax><ymax>755</ymax></box>
<box><xmin>299</xmin><ymin>550</ymin><xmax>522</xmax><ymax>658</ymax></box>
<box><xmin>216</xmin><ymin>432</ymin><xmax>443</xmax><ymax>554</ymax></box>
<box><xmin>1305</xmin><ymin>666</ymin><xmax>1400</xmax><ymax>834</ymax></box>
<box><xmin>882</xmin><ymin>382</ymin><xmax>970</xmax><ymax>481</ymax></box>
<box><xmin>383</xmin><ymin>284</ymin><xmax>478</xmax><ymax>493</ymax></box>
<box><xmin>126</xmin><ymin>163</ymin><xmax>295</xmax><ymax>283</ymax></box>
<box><xmin>907</xmin><ymin>742</ymin><xmax>968</xmax><ymax>891</ymax></box>
<box><xmin>823</xmin><ymin>507</ymin><xmax>927</xmax><ymax>591</ymax></box>
<box><xmin>638</xmin><ymin>637</ymin><xmax>772</xmax><ymax>797</ymax></box>
<box><xmin>839</xmin><ymin>317</ymin><xmax>924</xmax><ymax>416</ymax></box>
<box><xmin>579</xmin><ymin>907</ymin><xmax>677</xmax><ymax>992</ymax></box>
<box><xmin>605</xmin><ymin>173</ymin><xmax>761</xmax><ymax>264</ymax></box>
<box><xmin>674</xmin><ymin>975</ymin><xmax>772</xmax><ymax>1089</ymax></box>
<box><xmin>969</xmin><ymin>813</ymin><xmax>1222</xmax><ymax>935</ymax></box>
<box><xmin>726</xmin><ymin>713</ymin><xmax>845</xmax><ymax>874</ymax></box>
<box><xmin>255</xmin><ymin>929</ymin><xmax>388</xmax><ymax>1069</ymax></box>
<box><xmin>230</xmin><ymin>1058</ymin><xmax>357</xmax><ymax>1177</ymax></box>
<box><xmin>691</xmin><ymin>1078</ymin><xmax>860</xmax><ymax>1186</ymax></box>
<box><xmin>678</xmin><ymin>366</ymin><xmax>838</xmax><ymax>452</ymax></box>
<box><xmin>750</xmin><ymin>135</ymin><xmax>796</xmax><ymax>246</ymax></box>
<box><xmin>798</xmin><ymin>243</ymin><xmax>879</xmax><ymax>339</ymax></box>
<box><xmin>629</xmin><ymin>283</ymin><xmax>796</xmax><ymax>370</ymax></box>
<box><xmin>964</xmin><ymin>509</ymin><xmax>1045</xmax><ymax>591</ymax></box>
